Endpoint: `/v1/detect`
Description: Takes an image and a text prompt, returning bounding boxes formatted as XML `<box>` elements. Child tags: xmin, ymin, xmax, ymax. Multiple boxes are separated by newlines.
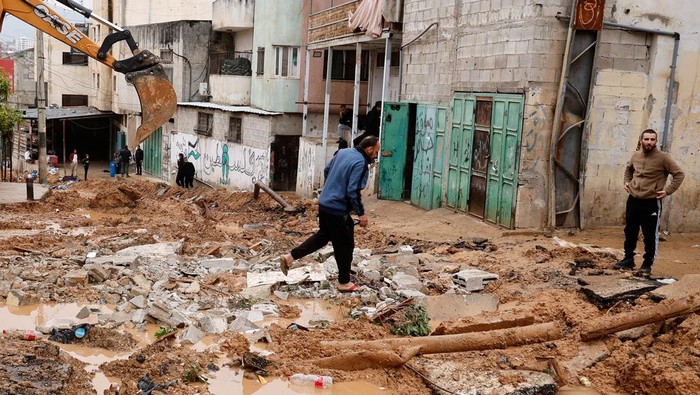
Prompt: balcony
<box><xmin>210</xmin><ymin>74</ymin><xmax>251</xmax><ymax>106</ymax></box>
<box><xmin>309</xmin><ymin>1</ymin><xmax>360</xmax><ymax>44</ymax></box>
<box><xmin>212</xmin><ymin>0</ymin><xmax>254</xmax><ymax>32</ymax></box>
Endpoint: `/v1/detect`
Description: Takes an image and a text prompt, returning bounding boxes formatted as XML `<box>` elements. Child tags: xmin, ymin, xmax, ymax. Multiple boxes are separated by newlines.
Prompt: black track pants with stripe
<box><xmin>623</xmin><ymin>195</ymin><xmax>661</xmax><ymax>264</ymax></box>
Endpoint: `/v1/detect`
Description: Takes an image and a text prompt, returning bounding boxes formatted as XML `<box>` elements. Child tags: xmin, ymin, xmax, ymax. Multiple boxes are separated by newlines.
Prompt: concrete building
<box><xmin>14</xmin><ymin>36</ymin><xmax>33</xmax><ymax>51</ymax></box>
<box><xmin>44</xmin><ymin>23</ymin><xmax>91</xmax><ymax>108</ymax></box>
<box><xmin>386</xmin><ymin>0</ymin><xmax>699</xmax><ymax>232</ymax></box>
<box><xmin>2</xmin><ymin>48</ymin><xmax>35</xmax><ymax>108</ymax></box>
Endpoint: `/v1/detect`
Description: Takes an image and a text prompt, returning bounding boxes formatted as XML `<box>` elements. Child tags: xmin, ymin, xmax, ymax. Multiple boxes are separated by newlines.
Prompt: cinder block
<box><xmin>620</xmin><ymin>72</ymin><xmax>646</xmax><ymax>88</ymax></box>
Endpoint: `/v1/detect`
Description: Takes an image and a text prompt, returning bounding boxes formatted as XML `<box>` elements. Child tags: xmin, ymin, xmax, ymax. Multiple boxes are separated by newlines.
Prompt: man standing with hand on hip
<box><xmin>614</xmin><ymin>129</ymin><xmax>684</xmax><ymax>277</ymax></box>
<box><xmin>280</xmin><ymin>136</ymin><xmax>381</xmax><ymax>293</ymax></box>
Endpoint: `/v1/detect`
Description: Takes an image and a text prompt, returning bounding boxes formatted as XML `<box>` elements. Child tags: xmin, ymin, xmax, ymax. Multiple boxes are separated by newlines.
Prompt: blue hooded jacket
<box><xmin>319</xmin><ymin>146</ymin><xmax>371</xmax><ymax>216</ymax></box>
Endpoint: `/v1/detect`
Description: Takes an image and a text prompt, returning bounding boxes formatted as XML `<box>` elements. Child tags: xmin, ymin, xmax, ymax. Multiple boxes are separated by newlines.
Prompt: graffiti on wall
<box><xmin>171</xmin><ymin>133</ymin><xmax>269</xmax><ymax>190</ymax></box>
<box><xmin>296</xmin><ymin>139</ymin><xmax>318</xmax><ymax>198</ymax></box>
<box><xmin>412</xmin><ymin>107</ymin><xmax>436</xmax><ymax>202</ymax></box>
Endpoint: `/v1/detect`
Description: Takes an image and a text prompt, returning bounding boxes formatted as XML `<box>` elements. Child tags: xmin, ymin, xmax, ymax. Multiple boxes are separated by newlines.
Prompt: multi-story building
<box><xmin>14</xmin><ymin>36</ymin><xmax>33</xmax><ymax>51</ymax></box>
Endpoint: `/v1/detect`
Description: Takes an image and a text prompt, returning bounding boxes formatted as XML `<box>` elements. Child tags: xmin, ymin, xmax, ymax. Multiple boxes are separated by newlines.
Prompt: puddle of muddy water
<box><xmin>557</xmin><ymin>386</ymin><xmax>602</xmax><ymax>394</ymax></box>
<box><xmin>1</xmin><ymin>302</ymin><xmax>385</xmax><ymax>394</ymax></box>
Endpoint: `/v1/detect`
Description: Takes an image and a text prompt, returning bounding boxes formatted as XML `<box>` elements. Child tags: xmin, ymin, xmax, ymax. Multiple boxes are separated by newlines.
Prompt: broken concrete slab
<box><xmin>251</xmin><ymin>303</ymin><xmax>279</xmax><ymax>318</ymax></box>
<box><xmin>64</xmin><ymin>269</ymin><xmax>89</xmax><ymax>287</ymax></box>
<box><xmin>85</xmin><ymin>255</ymin><xmax>140</xmax><ymax>267</ymax></box>
<box><xmin>578</xmin><ymin>275</ymin><xmax>660</xmax><ymax>308</ymax></box>
<box><xmin>116</xmin><ymin>241</ymin><xmax>183</xmax><ymax>258</ymax></box>
<box><xmin>312</xmin><ymin>246</ymin><xmax>335</xmax><ymax>262</ymax></box>
<box><xmin>650</xmin><ymin>274</ymin><xmax>700</xmax><ymax>301</ymax></box>
<box><xmin>184</xmin><ymin>281</ymin><xmax>200</xmax><ymax>294</ymax></box>
<box><xmin>228</xmin><ymin>315</ymin><xmax>259</xmax><ymax>333</ymax></box>
<box><xmin>241</xmin><ymin>284</ymin><xmax>273</xmax><ymax>300</ymax></box>
<box><xmin>399</xmin><ymin>245</ymin><xmax>414</xmax><ymax>254</ymax></box>
<box><xmin>76</xmin><ymin>306</ymin><xmax>91</xmax><ymax>319</ymax></box>
<box><xmin>199</xmin><ymin>257</ymin><xmax>247</xmax><ymax>273</ymax></box>
<box><xmin>130</xmin><ymin>274</ymin><xmax>153</xmax><ymax>291</ymax></box>
<box><xmin>131</xmin><ymin>309</ymin><xmax>147</xmax><ymax>324</ymax></box>
<box><xmin>452</xmin><ymin>269</ymin><xmax>499</xmax><ymax>292</ymax></box>
<box><xmin>129</xmin><ymin>295</ymin><xmax>147</xmax><ymax>309</ymax></box>
<box><xmin>84</xmin><ymin>264</ymin><xmax>112</xmax><ymax>283</ymax></box>
<box><xmin>243</xmin><ymin>328</ymin><xmax>272</xmax><ymax>344</ymax></box>
<box><xmin>418</xmin><ymin>293</ymin><xmax>499</xmax><ymax>322</ymax></box>
<box><xmin>5</xmin><ymin>289</ymin><xmax>40</xmax><ymax>306</ymax></box>
<box><xmin>178</xmin><ymin>325</ymin><xmax>205</xmax><ymax>345</ymax></box>
<box><xmin>390</xmin><ymin>272</ymin><xmax>427</xmax><ymax>293</ymax></box>
<box><xmin>416</xmin><ymin>359</ymin><xmax>558</xmax><ymax>395</ymax></box>
<box><xmin>197</xmin><ymin>314</ymin><xmax>227</xmax><ymax>334</ymax></box>
<box><xmin>246</xmin><ymin>265</ymin><xmax>327</xmax><ymax>288</ymax></box>
<box><xmin>561</xmin><ymin>341</ymin><xmax>610</xmax><ymax>378</ymax></box>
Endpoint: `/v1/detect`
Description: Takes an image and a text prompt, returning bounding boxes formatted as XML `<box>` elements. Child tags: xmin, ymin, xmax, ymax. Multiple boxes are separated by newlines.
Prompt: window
<box><xmin>195</xmin><ymin>112</ymin><xmax>213</xmax><ymax>136</ymax></box>
<box><xmin>323</xmin><ymin>50</ymin><xmax>369</xmax><ymax>81</ymax></box>
<box><xmin>228</xmin><ymin>117</ymin><xmax>242</xmax><ymax>143</ymax></box>
<box><xmin>273</xmin><ymin>46</ymin><xmax>299</xmax><ymax>78</ymax></box>
<box><xmin>62</xmin><ymin>52</ymin><xmax>88</xmax><ymax>65</ymax></box>
<box><xmin>62</xmin><ymin>94</ymin><xmax>88</xmax><ymax>107</ymax></box>
<box><xmin>256</xmin><ymin>47</ymin><xmax>265</xmax><ymax>76</ymax></box>
<box><xmin>160</xmin><ymin>49</ymin><xmax>173</xmax><ymax>63</ymax></box>
<box><xmin>376</xmin><ymin>51</ymin><xmax>400</xmax><ymax>67</ymax></box>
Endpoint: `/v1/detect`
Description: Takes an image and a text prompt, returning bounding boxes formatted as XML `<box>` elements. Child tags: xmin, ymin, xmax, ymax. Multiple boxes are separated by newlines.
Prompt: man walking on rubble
<box><xmin>613</xmin><ymin>129</ymin><xmax>684</xmax><ymax>277</ymax></box>
<box><xmin>280</xmin><ymin>136</ymin><xmax>381</xmax><ymax>293</ymax></box>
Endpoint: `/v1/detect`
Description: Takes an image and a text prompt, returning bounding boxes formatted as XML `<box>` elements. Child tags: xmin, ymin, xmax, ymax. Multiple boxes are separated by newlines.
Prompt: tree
<box><xmin>0</xmin><ymin>70</ymin><xmax>22</xmax><ymax>181</ymax></box>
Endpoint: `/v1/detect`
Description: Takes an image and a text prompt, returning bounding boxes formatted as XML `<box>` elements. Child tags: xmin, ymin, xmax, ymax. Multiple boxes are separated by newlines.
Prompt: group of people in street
<box><xmin>112</xmin><ymin>145</ymin><xmax>144</xmax><ymax>177</ymax></box>
<box><xmin>68</xmin><ymin>148</ymin><xmax>90</xmax><ymax>181</ymax></box>
<box><xmin>335</xmin><ymin>101</ymin><xmax>382</xmax><ymax>149</ymax></box>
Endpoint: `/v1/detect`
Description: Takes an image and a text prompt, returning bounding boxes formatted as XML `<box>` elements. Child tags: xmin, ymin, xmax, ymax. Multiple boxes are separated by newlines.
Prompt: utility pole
<box><xmin>36</xmin><ymin>30</ymin><xmax>47</xmax><ymax>183</ymax></box>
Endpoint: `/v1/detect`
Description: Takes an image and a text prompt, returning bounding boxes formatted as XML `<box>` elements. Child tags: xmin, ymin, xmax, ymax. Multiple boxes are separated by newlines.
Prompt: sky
<box><xmin>1</xmin><ymin>0</ymin><xmax>92</xmax><ymax>43</ymax></box>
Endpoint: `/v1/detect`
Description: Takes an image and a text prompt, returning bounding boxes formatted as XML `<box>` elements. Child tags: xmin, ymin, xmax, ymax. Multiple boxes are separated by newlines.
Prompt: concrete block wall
<box><xmin>584</xmin><ymin>69</ymin><xmax>649</xmax><ymax>227</ymax></box>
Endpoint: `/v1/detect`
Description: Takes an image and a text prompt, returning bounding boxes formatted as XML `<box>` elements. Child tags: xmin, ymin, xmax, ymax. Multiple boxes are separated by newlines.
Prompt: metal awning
<box><xmin>21</xmin><ymin>107</ymin><xmax>115</xmax><ymax>121</ymax></box>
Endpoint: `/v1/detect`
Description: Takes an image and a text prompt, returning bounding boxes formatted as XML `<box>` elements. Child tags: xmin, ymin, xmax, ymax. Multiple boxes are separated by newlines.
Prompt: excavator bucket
<box><xmin>126</xmin><ymin>64</ymin><xmax>177</xmax><ymax>144</ymax></box>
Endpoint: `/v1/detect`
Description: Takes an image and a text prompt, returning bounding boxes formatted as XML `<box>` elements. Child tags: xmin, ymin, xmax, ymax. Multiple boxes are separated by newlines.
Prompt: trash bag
<box><xmin>48</xmin><ymin>324</ymin><xmax>91</xmax><ymax>344</ymax></box>
<box><xmin>220</xmin><ymin>58</ymin><xmax>252</xmax><ymax>76</ymax></box>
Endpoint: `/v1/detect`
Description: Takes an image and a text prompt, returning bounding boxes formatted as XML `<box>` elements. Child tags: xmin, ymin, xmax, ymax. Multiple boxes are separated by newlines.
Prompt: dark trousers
<box><xmin>83</xmin><ymin>165</ymin><xmax>89</xmax><ymax>180</ymax></box>
<box><xmin>623</xmin><ymin>195</ymin><xmax>661</xmax><ymax>264</ymax></box>
<box><xmin>291</xmin><ymin>211</ymin><xmax>355</xmax><ymax>284</ymax></box>
<box><xmin>136</xmin><ymin>160</ymin><xmax>142</xmax><ymax>175</ymax></box>
<box><xmin>121</xmin><ymin>160</ymin><xmax>129</xmax><ymax>176</ymax></box>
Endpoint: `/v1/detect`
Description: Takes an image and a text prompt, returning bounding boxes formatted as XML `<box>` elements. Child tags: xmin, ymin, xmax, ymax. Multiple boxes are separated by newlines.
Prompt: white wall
<box><xmin>171</xmin><ymin>132</ymin><xmax>269</xmax><ymax>190</ymax></box>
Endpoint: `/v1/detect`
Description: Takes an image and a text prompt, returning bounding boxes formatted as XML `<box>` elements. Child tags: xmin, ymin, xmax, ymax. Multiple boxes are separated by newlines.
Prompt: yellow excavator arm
<box><xmin>0</xmin><ymin>0</ymin><xmax>176</xmax><ymax>143</ymax></box>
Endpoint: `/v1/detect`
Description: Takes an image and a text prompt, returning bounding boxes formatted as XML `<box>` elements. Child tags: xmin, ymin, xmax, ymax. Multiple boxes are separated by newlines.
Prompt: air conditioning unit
<box><xmin>199</xmin><ymin>82</ymin><xmax>209</xmax><ymax>96</ymax></box>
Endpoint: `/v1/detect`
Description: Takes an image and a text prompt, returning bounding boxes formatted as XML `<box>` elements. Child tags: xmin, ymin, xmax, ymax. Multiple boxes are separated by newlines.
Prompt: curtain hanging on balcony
<box><xmin>349</xmin><ymin>0</ymin><xmax>383</xmax><ymax>38</ymax></box>
<box><xmin>382</xmin><ymin>0</ymin><xmax>403</xmax><ymax>23</ymax></box>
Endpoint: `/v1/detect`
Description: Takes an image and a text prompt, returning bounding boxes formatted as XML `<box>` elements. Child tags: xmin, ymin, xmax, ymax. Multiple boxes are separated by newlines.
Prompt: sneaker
<box><xmin>613</xmin><ymin>257</ymin><xmax>635</xmax><ymax>270</ymax></box>
<box><xmin>634</xmin><ymin>262</ymin><xmax>653</xmax><ymax>277</ymax></box>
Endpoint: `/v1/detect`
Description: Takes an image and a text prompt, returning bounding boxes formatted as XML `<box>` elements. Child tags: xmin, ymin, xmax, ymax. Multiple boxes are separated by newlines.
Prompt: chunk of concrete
<box><xmin>178</xmin><ymin>325</ymin><xmax>205</xmax><ymax>345</ymax></box>
<box><xmin>129</xmin><ymin>295</ymin><xmax>147</xmax><ymax>309</ymax></box>
<box><xmin>273</xmin><ymin>290</ymin><xmax>289</xmax><ymax>300</ymax></box>
<box><xmin>84</xmin><ymin>264</ymin><xmax>112</xmax><ymax>283</ymax></box>
<box><xmin>184</xmin><ymin>281</ymin><xmax>200</xmax><ymax>294</ymax></box>
<box><xmin>131</xmin><ymin>309</ymin><xmax>147</xmax><ymax>324</ymax></box>
<box><xmin>86</xmin><ymin>255</ymin><xmax>140</xmax><ymax>267</ymax></box>
<box><xmin>390</xmin><ymin>272</ymin><xmax>427</xmax><ymax>293</ymax></box>
<box><xmin>116</xmin><ymin>241</ymin><xmax>183</xmax><ymax>258</ymax></box>
<box><xmin>579</xmin><ymin>275</ymin><xmax>660</xmax><ymax>308</ymax></box>
<box><xmin>241</xmin><ymin>285</ymin><xmax>273</xmax><ymax>300</ymax></box>
<box><xmin>198</xmin><ymin>314</ymin><xmax>227</xmax><ymax>334</ymax></box>
<box><xmin>65</xmin><ymin>269</ymin><xmax>89</xmax><ymax>287</ymax></box>
<box><xmin>418</xmin><ymin>361</ymin><xmax>557</xmax><ymax>395</ymax></box>
<box><xmin>313</xmin><ymin>245</ymin><xmax>335</xmax><ymax>262</ymax></box>
<box><xmin>76</xmin><ymin>306</ymin><xmax>91</xmax><ymax>319</ymax></box>
<box><xmin>147</xmin><ymin>305</ymin><xmax>172</xmax><ymax>324</ymax></box>
<box><xmin>562</xmin><ymin>341</ymin><xmax>610</xmax><ymax>377</ymax></box>
<box><xmin>200</xmin><ymin>258</ymin><xmax>247</xmax><ymax>273</ymax></box>
<box><xmin>452</xmin><ymin>269</ymin><xmax>499</xmax><ymax>291</ymax></box>
<box><xmin>131</xmin><ymin>274</ymin><xmax>153</xmax><ymax>291</ymax></box>
<box><xmin>228</xmin><ymin>315</ymin><xmax>259</xmax><ymax>333</ymax></box>
<box><xmin>251</xmin><ymin>303</ymin><xmax>279</xmax><ymax>317</ymax></box>
<box><xmin>650</xmin><ymin>274</ymin><xmax>700</xmax><ymax>301</ymax></box>
<box><xmin>5</xmin><ymin>290</ymin><xmax>40</xmax><ymax>306</ymax></box>
<box><xmin>399</xmin><ymin>245</ymin><xmax>414</xmax><ymax>254</ymax></box>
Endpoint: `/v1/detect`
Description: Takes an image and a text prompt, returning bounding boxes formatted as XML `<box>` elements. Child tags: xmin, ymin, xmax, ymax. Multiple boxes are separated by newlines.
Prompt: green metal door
<box><xmin>484</xmin><ymin>96</ymin><xmax>523</xmax><ymax>228</ymax></box>
<box><xmin>143</xmin><ymin>127</ymin><xmax>162</xmax><ymax>176</ymax></box>
<box><xmin>432</xmin><ymin>106</ymin><xmax>447</xmax><ymax>209</ymax></box>
<box><xmin>410</xmin><ymin>105</ymin><xmax>436</xmax><ymax>209</ymax></box>
<box><xmin>379</xmin><ymin>103</ymin><xmax>409</xmax><ymax>200</ymax></box>
<box><xmin>410</xmin><ymin>104</ymin><xmax>447</xmax><ymax>210</ymax></box>
<box><xmin>446</xmin><ymin>95</ymin><xmax>475</xmax><ymax>210</ymax></box>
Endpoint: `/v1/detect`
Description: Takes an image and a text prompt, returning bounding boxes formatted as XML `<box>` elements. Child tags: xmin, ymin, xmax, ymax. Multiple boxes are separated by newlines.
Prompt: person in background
<box><xmin>613</xmin><ymin>129</ymin><xmax>684</xmax><ymax>277</ymax></box>
<box><xmin>119</xmin><ymin>145</ymin><xmax>132</xmax><ymax>177</ymax></box>
<box><xmin>337</xmin><ymin>104</ymin><xmax>353</xmax><ymax>141</ymax></box>
<box><xmin>135</xmin><ymin>145</ymin><xmax>144</xmax><ymax>175</ymax></box>
<box><xmin>334</xmin><ymin>137</ymin><xmax>348</xmax><ymax>156</ymax></box>
<box><xmin>81</xmin><ymin>154</ymin><xmax>90</xmax><ymax>181</ymax></box>
<box><xmin>353</xmin><ymin>101</ymin><xmax>382</xmax><ymax>146</ymax></box>
<box><xmin>69</xmin><ymin>149</ymin><xmax>79</xmax><ymax>177</ymax></box>
<box><xmin>182</xmin><ymin>157</ymin><xmax>196</xmax><ymax>189</ymax></box>
<box><xmin>176</xmin><ymin>153</ymin><xmax>185</xmax><ymax>186</ymax></box>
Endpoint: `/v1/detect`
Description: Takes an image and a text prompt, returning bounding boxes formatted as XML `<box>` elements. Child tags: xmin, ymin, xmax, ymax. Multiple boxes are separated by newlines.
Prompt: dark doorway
<box><xmin>271</xmin><ymin>135</ymin><xmax>299</xmax><ymax>191</ymax></box>
<box><xmin>467</xmin><ymin>99</ymin><xmax>492</xmax><ymax>218</ymax></box>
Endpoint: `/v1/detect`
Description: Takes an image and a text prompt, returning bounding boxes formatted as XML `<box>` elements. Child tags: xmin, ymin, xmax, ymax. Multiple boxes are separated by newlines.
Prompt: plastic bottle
<box><xmin>288</xmin><ymin>373</ymin><xmax>333</xmax><ymax>388</ymax></box>
<box><xmin>2</xmin><ymin>329</ymin><xmax>37</xmax><ymax>341</ymax></box>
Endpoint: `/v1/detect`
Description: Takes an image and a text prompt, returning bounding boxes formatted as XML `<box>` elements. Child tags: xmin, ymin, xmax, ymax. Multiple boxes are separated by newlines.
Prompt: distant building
<box><xmin>14</xmin><ymin>36</ymin><xmax>34</xmax><ymax>51</ymax></box>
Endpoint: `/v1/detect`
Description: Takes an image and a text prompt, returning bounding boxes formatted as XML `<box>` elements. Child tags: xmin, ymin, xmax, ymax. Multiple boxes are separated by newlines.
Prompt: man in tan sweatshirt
<box><xmin>614</xmin><ymin>129</ymin><xmax>685</xmax><ymax>276</ymax></box>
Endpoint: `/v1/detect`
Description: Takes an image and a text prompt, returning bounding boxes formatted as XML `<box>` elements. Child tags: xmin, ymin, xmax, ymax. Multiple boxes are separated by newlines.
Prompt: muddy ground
<box><xmin>0</xmin><ymin>177</ymin><xmax>698</xmax><ymax>395</ymax></box>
